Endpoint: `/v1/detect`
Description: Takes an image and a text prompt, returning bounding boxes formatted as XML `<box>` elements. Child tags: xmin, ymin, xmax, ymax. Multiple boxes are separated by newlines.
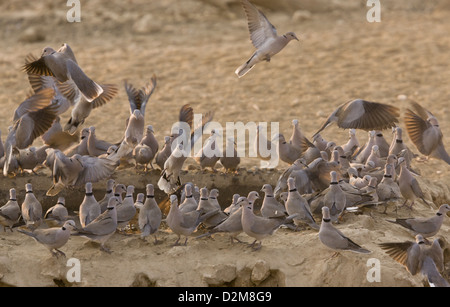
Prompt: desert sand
<box><xmin>0</xmin><ymin>0</ymin><xmax>449</xmax><ymax>287</ymax></box>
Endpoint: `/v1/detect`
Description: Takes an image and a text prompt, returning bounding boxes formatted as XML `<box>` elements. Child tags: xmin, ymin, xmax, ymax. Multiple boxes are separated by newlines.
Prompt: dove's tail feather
<box><xmin>235</xmin><ymin>62</ymin><xmax>255</xmax><ymax>78</ymax></box>
<box><xmin>46</xmin><ymin>183</ymin><xmax>65</xmax><ymax>196</ymax></box>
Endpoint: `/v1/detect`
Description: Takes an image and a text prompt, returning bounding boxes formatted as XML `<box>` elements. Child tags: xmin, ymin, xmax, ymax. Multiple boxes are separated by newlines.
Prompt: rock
<box><xmin>202</xmin><ymin>263</ymin><xmax>237</xmax><ymax>285</ymax></box>
<box><xmin>251</xmin><ymin>260</ymin><xmax>271</xmax><ymax>285</ymax></box>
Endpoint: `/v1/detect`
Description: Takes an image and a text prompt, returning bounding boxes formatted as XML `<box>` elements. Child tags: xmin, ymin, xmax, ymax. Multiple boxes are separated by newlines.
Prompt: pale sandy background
<box><xmin>0</xmin><ymin>0</ymin><xmax>449</xmax><ymax>287</ymax></box>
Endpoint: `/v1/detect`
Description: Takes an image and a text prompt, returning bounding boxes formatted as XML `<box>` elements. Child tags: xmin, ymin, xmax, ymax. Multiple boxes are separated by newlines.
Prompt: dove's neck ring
<box><xmin>185</xmin><ymin>195</ymin><xmax>193</xmax><ymax>198</ymax></box>
<box><xmin>289</xmin><ymin>188</ymin><xmax>297</xmax><ymax>192</ymax></box>
<box><xmin>147</xmin><ymin>195</ymin><xmax>154</xmax><ymax>198</ymax></box>
<box><xmin>322</xmin><ymin>218</ymin><xmax>331</xmax><ymax>223</ymax></box>
<box><xmin>86</xmin><ymin>192</ymin><xmax>93</xmax><ymax>196</ymax></box>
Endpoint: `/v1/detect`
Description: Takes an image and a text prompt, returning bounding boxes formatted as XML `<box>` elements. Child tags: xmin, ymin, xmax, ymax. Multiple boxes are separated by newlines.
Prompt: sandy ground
<box><xmin>0</xmin><ymin>0</ymin><xmax>449</xmax><ymax>287</ymax></box>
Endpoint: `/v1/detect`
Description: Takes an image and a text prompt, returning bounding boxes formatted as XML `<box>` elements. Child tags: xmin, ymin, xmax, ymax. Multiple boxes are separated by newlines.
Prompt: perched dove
<box><xmin>79</xmin><ymin>182</ymin><xmax>101</xmax><ymax>228</ymax></box>
<box><xmin>353</xmin><ymin>131</ymin><xmax>376</xmax><ymax>164</ymax></box>
<box><xmin>124</xmin><ymin>109</ymin><xmax>145</xmax><ymax>147</ymax></box>
<box><xmin>374</xmin><ymin>131</ymin><xmax>390</xmax><ymax>158</ymax></box>
<box><xmin>220</xmin><ymin>138</ymin><xmax>240</xmax><ymax>173</ymax></box>
<box><xmin>235</xmin><ymin>0</ymin><xmax>299</xmax><ymax>77</ymax></box>
<box><xmin>318</xmin><ymin>207</ymin><xmax>371</xmax><ymax>255</ymax></box>
<box><xmin>113</xmin><ymin>183</ymin><xmax>127</xmax><ymax>203</ymax></box>
<box><xmin>195</xmin><ymin>129</ymin><xmax>220</xmax><ymax>171</ymax></box>
<box><xmin>116</xmin><ymin>185</ymin><xmax>137</xmax><ymax>231</ymax></box>
<box><xmin>21</xmin><ymin>183</ymin><xmax>43</xmax><ymax>230</ymax></box>
<box><xmin>341</xmin><ymin>129</ymin><xmax>360</xmax><ymax>154</ymax></box>
<box><xmin>404</xmin><ymin>101</ymin><xmax>450</xmax><ymax>164</ymax></box>
<box><xmin>322</xmin><ymin>171</ymin><xmax>346</xmax><ymax>223</ymax></box>
<box><xmin>133</xmin><ymin>125</ymin><xmax>158</xmax><ymax>171</ymax></box>
<box><xmin>179</xmin><ymin>184</ymin><xmax>199</xmax><ymax>214</ymax></box>
<box><xmin>87</xmin><ymin>126</ymin><xmax>112</xmax><ymax>157</ymax></box>
<box><xmin>397</xmin><ymin>157</ymin><xmax>427</xmax><ymax>209</ymax></box>
<box><xmin>155</xmin><ymin>136</ymin><xmax>172</xmax><ymax>170</ymax></box>
<box><xmin>0</xmin><ymin>188</ymin><xmax>21</xmax><ymax>231</ymax></box>
<box><xmin>284</xmin><ymin>178</ymin><xmax>319</xmax><ymax>230</ymax></box>
<box><xmin>44</xmin><ymin>197</ymin><xmax>69</xmax><ymax>227</ymax></box>
<box><xmin>135</xmin><ymin>184</ymin><xmax>162</xmax><ymax>244</ymax></box>
<box><xmin>376</xmin><ymin>164</ymin><xmax>402</xmax><ymax>213</ymax></box>
<box><xmin>98</xmin><ymin>179</ymin><xmax>115</xmax><ymax>213</ymax></box>
<box><xmin>240</xmin><ymin>197</ymin><xmax>297</xmax><ymax>250</ymax></box>
<box><xmin>388</xmin><ymin>127</ymin><xmax>414</xmax><ymax>167</ymax></box>
<box><xmin>18</xmin><ymin>220</ymin><xmax>76</xmax><ymax>257</ymax></box>
<box><xmin>260</xmin><ymin>184</ymin><xmax>287</xmax><ymax>218</ymax></box>
<box><xmin>379</xmin><ymin>235</ymin><xmax>449</xmax><ymax>287</ymax></box>
<box><xmin>196</xmin><ymin>188</ymin><xmax>226</xmax><ymax>228</ymax></box>
<box><xmin>224</xmin><ymin>194</ymin><xmax>241</xmax><ymax>215</ymax></box>
<box><xmin>274</xmin><ymin>133</ymin><xmax>303</xmax><ymax>165</ymax></box>
<box><xmin>387</xmin><ymin>204</ymin><xmax>450</xmax><ymax>238</ymax></box>
<box><xmin>313</xmin><ymin>99</ymin><xmax>399</xmax><ymax>137</ymax></box>
<box><xmin>72</xmin><ymin>197</ymin><xmax>119</xmax><ymax>253</ymax></box>
<box><xmin>23</xmin><ymin>43</ymin><xmax>104</xmax><ymax>102</ymax></box>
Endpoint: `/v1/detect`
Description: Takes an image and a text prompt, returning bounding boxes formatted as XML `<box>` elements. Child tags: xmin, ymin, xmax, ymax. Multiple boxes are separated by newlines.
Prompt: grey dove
<box><xmin>21</xmin><ymin>183</ymin><xmax>43</xmax><ymax>230</ymax></box>
<box><xmin>376</xmin><ymin>164</ymin><xmax>401</xmax><ymax>213</ymax></box>
<box><xmin>196</xmin><ymin>188</ymin><xmax>226</xmax><ymax>228</ymax></box>
<box><xmin>318</xmin><ymin>206</ymin><xmax>371</xmax><ymax>255</ymax></box>
<box><xmin>72</xmin><ymin>197</ymin><xmax>119</xmax><ymax>253</ymax></box>
<box><xmin>224</xmin><ymin>194</ymin><xmax>241</xmax><ymax>215</ymax></box>
<box><xmin>79</xmin><ymin>182</ymin><xmax>101</xmax><ymax>228</ymax></box>
<box><xmin>374</xmin><ymin>130</ymin><xmax>390</xmax><ymax>158</ymax></box>
<box><xmin>388</xmin><ymin>127</ymin><xmax>414</xmax><ymax>167</ymax></box>
<box><xmin>124</xmin><ymin>74</ymin><xmax>157</xmax><ymax>118</ymax></box>
<box><xmin>44</xmin><ymin>197</ymin><xmax>69</xmax><ymax>227</ymax></box>
<box><xmin>388</xmin><ymin>204</ymin><xmax>450</xmax><ymax>238</ymax></box>
<box><xmin>87</xmin><ymin>126</ymin><xmax>112</xmax><ymax>157</ymax></box>
<box><xmin>155</xmin><ymin>136</ymin><xmax>171</xmax><ymax>170</ymax></box>
<box><xmin>0</xmin><ymin>188</ymin><xmax>21</xmax><ymax>232</ymax></box>
<box><xmin>18</xmin><ymin>220</ymin><xmax>76</xmax><ymax>258</ymax></box>
<box><xmin>235</xmin><ymin>0</ymin><xmax>299</xmax><ymax>77</ymax></box>
<box><xmin>260</xmin><ymin>184</ymin><xmax>287</xmax><ymax>218</ymax></box>
<box><xmin>285</xmin><ymin>178</ymin><xmax>319</xmax><ymax>230</ymax></box>
<box><xmin>195</xmin><ymin>129</ymin><xmax>220</xmax><ymax>171</ymax></box>
<box><xmin>379</xmin><ymin>235</ymin><xmax>449</xmax><ymax>287</ymax></box>
<box><xmin>99</xmin><ymin>179</ymin><xmax>115</xmax><ymax>213</ymax></box>
<box><xmin>135</xmin><ymin>184</ymin><xmax>162</xmax><ymax>244</ymax></box>
<box><xmin>133</xmin><ymin>125</ymin><xmax>158</xmax><ymax>171</ymax></box>
<box><xmin>313</xmin><ymin>99</ymin><xmax>399</xmax><ymax>137</ymax></box>
<box><xmin>220</xmin><ymin>137</ymin><xmax>240</xmax><ymax>173</ymax></box>
<box><xmin>23</xmin><ymin>43</ymin><xmax>104</xmax><ymax>102</ymax></box>
<box><xmin>240</xmin><ymin>197</ymin><xmax>298</xmax><ymax>251</ymax></box>
<box><xmin>275</xmin><ymin>133</ymin><xmax>303</xmax><ymax>165</ymax></box>
<box><xmin>113</xmin><ymin>183</ymin><xmax>127</xmax><ymax>203</ymax></box>
<box><xmin>322</xmin><ymin>171</ymin><xmax>346</xmax><ymax>223</ymax></box>
<box><xmin>341</xmin><ymin>129</ymin><xmax>360</xmax><ymax>154</ymax></box>
<box><xmin>179</xmin><ymin>184</ymin><xmax>199</xmax><ymax>214</ymax></box>
<box><xmin>397</xmin><ymin>157</ymin><xmax>428</xmax><ymax>209</ymax></box>
<box><xmin>354</xmin><ymin>131</ymin><xmax>376</xmax><ymax>164</ymax></box>
<box><xmin>404</xmin><ymin>101</ymin><xmax>450</xmax><ymax>164</ymax></box>
<box><xmin>124</xmin><ymin>109</ymin><xmax>145</xmax><ymax>147</ymax></box>
<box><xmin>166</xmin><ymin>194</ymin><xmax>219</xmax><ymax>246</ymax></box>
<box><xmin>116</xmin><ymin>185</ymin><xmax>137</xmax><ymax>231</ymax></box>
<box><xmin>289</xmin><ymin>119</ymin><xmax>305</xmax><ymax>151</ymax></box>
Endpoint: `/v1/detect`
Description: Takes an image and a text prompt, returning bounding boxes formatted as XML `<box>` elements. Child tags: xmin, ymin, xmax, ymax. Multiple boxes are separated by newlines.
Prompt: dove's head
<box><xmin>415</xmin><ymin>234</ymin><xmax>425</xmax><ymax>244</ymax></box>
<box><xmin>146</xmin><ymin>184</ymin><xmax>154</xmax><ymax>195</ymax></box>
<box><xmin>247</xmin><ymin>191</ymin><xmax>260</xmax><ymax>204</ymax></box>
<box><xmin>136</xmin><ymin>193</ymin><xmax>145</xmax><ymax>203</ymax></box>
<box><xmin>62</xmin><ymin>220</ymin><xmax>77</xmax><ymax>231</ymax></box>
<box><xmin>170</xmin><ymin>195</ymin><xmax>178</xmax><ymax>205</ymax></box>
<box><xmin>285</xmin><ymin>32</ymin><xmax>299</xmax><ymax>41</ymax></box>
<box><xmin>260</xmin><ymin>183</ymin><xmax>272</xmax><ymax>194</ymax></box>
<box><xmin>146</xmin><ymin>125</ymin><xmax>155</xmax><ymax>133</ymax></box>
<box><xmin>209</xmin><ymin>188</ymin><xmax>219</xmax><ymax>198</ymax></box>
<box><xmin>57</xmin><ymin>197</ymin><xmax>65</xmax><ymax>206</ymax></box>
<box><xmin>428</xmin><ymin>117</ymin><xmax>439</xmax><ymax>127</ymax></box>
<box><xmin>41</xmin><ymin>47</ymin><xmax>56</xmax><ymax>57</ymax></box>
<box><xmin>237</xmin><ymin>196</ymin><xmax>249</xmax><ymax>208</ymax></box>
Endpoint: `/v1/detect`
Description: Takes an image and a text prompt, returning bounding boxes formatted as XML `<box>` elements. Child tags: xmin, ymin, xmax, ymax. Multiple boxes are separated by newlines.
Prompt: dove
<box><xmin>353</xmin><ymin>131</ymin><xmax>376</xmax><ymax>164</ymax></box>
<box><xmin>44</xmin><ymin>197</ymin><xmax>69</xmax><ymax>227</ymax></box>
<box><xmin>274</xmin><ymin>133</ymin><xmax>303</xmax><ymax>165</ymax></box>
<box><xmin>387</xmin><ymin>204</ymin><xmax>450</xmax><ymax>238</ymax></box>
<box><xmin>18</xmin><ymin>220</ymin><xmax>77</xmax><ymax>257</ymax></box>
<box><xmin>195</xmin><ymin>129</ymin><xmax>221</xmax><ymax>171</ymax></box>
<box><xmin>41</xmin><ymin>117</ymin><xmax>80</xmax><ymax>151</ymax></box>
<box><xmin>124</xmin><ymin>109</ymin><xmax>145</xmax><ymax>147</ymax></box>
<box><xmin>133</xmin><ymin>125</ymin><xmax>159</xmax><ymax>171</ymax></box>
<box><xmin>166</xmin><ymin>195</ymin><xmax>219</xmax><ymax>246</ymax></box>
<box><xmin>11</xmin><ymin>146</ymin><xmax>40</xmax><ymax>174</ymax></box>
<box><xmin>365</xmin><ymin>145</ymin><xmax>384</xmax><ymax>168</ymax></box>
<box><xmin>46</xmin><ymin>151</ymin><xmax>119</xmax><ymax>196</ymax></box>
<box><xmin>116</xmin><ymin>185</ymin><xmax>137</xmax><ymax>231</ymax></box>
<box><xmin>157</xmin><ymin>143</ymin><xmax>188</xmax><ymax>194</ymax></box>
<box><xmin>79</xmin><ymin>182</ymin><xmax>101</xmax><ymax>228</ymax></box>
<box><xmin>404</xmin><ymin>101</ymin><xmax>450</xmax><ymax>164</ymax></box>
<box><xmin>124</xmin><ymin>75</ymin><xmax>157</xmax><ymax>118</ymax></box>
<box><xmin>379</xmin><ymin>235</ymin><xmax>448</xmax><ymax>287</ymax></box>
<box><xmin>99</xmin><ymin>179</ymin><xmax>115</xmax><ymax>213</ymax></box>
<box><xmin>113</xmin><ymin>183</ymin><xmax>127</xmax><ymax>203</ymax></box>
<box><xmin>240</xmin><ymin>197</ymin><xmax>298</xmax><ymax>250</ymax></box>
<box><xmin>21</xmin><ymin>183</ymin><xmax>43</xmax><ymax>230</ymax></box>
<box><xmin>374</xmin><ymin>131</ymin><xmax>390</xmax><ymax>158</ymax></box>
<box><xmin>23</xmin><ymin>43</ymin><xmax>104</xmax><ymax>102</ymax></box>
<box><xmin>318</xmin><ymin>207</ymin><xmax>371</xmax><ymax>255</ymax></box>
<box><xmin>179</xmin><ymin>184</ymin><xmax>199</xmax><ymax>214</ymax></box>
<box><xmin>260</xmin><ymin>184</ymin><xmax>287</xmax><ymax>218</ymax></box>
<box><xmin>322</xmin><ymin>171</ymin><xmax>346</xmax><ymax>223</ymax></box>
<box><xmin>376</xmin><ymin>164</ymin><xmax>402</xmax><ymax>213</ymax></box>
<box><xmin>289</xmin><ymin>119</ymin><xmax>305</xmax><ymax>151</ymax></box>
<box><xmin>313</xmin><ymin>99</ymin><xmax>399</xmax><ymax>137</ymax></box>
<box><xmin>63</xmin><ymin>127</ymin><xmax>90</xmax><ymax>156</ymax></box>
<box><xmin>285</xmin><ymin>178</ymin><xmax>319</xmax><ymax>230</ymax></box>
<box><xmin>64</xmin><ymin>83</ymin><xmax>118</xmax><ymax>135</ymax></box>
<box><xmin>341</xmin><ymin>129</ymin><xmax>360</xmax><ymax>154</ymax></box>
<box><xmin>0</xmin><ymin>188</ymin><xmax>21</xmax><ymax>232</ymax></box>
<box><xmin>155</xmin><ymin>136</ymin><xmax>172</xmax><ymax>170</ymax></box>
<box><xmin>72</xmin><ymin>197</ymin><xmax>119</xmax><ymax>253</ymax></box>
<box><xmin>87</xmin><ymin>126</ymin><xmax>112</xmax><ymax>157</ymax></box>
<box><xmin>397</xmin><ymin>157</ymin><xmax>427</xmax><ymax>209</ymax></box>
<box><xmin>235</xmin><ymin>0</ymin><xmax>299</xmax><ymax>77</ymax></box>
<box><xmin>220</xmin><ymin>138</ymin><xmax>240</xmax><ymax>173</ymax></box>
<box><xmin>135</xmin><ymin>184</ymin><xmax>162</xmax><ymax>244</ymax></box>
<box><xmin>388</xmin><ymin>127</ymin><xmax>414</xmax><ymax>167</ymax></box>
<box><xmin>224</xmin><ymin>194</ymin><xmax>241</xmax><ymax>215</ymax></box>
<box><xmin>196</xmin><ymin>188</ymin><xmax>226</xmax><ymax>228</ymax></box>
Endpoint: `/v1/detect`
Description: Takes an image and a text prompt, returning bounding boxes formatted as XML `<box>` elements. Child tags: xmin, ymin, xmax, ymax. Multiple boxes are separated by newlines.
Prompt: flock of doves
<box><xmin>0</xmin><ymin>0</ymin><xmax>449</xmax><ymax>287</ymax></box>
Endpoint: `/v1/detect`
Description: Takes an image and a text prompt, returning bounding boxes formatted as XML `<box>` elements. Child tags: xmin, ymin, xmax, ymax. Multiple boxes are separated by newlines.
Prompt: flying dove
<box><xmin>99</xmin><ymin>179</ymin><xmax>115</xmax><ymax>213</ymax></box>
<box><xmin>41</xmin><ymin>117</ymin><xmax>80</xmax><ymax>151</ymax></box>
<box><xmin>313</xmin><ymin>99</ymin><xmax>400</xmax><ymax>137</ymax></box>
<box><xmin>260</xmin><ymin>184</ymin><xmax>287</xmax><ymax>218</ymax></box>
<box><xmin>135</xmin><ymin>184</ymin><xmax>162</xmax><ymax>244</ymax></box>
<box><xmin>404</xmin><ymin>101</ymin><xmax>450</xmax><ymax>164</ymax></box>
<box><xmin>273</xmin><ymin>158</ymin><xmax>309</xmax><ymax>197</ymax></box>
<box><xmin>0</xmin><ymin>188</ymin><xmax>21</xmax><ymax>231</ymax></box>
<box><xmin>21</xmin><ymin>183</ymin><xmax>43</xmax><ymax>230</ymax></box>
<box><xmin>72</xmin><ymin>197</ymin><xmax>119</xmax><ymax>253</ymax></box>
<box><xmin>116</xmin><ymin>185</ymin><xmax>137</xmax><ymax>231</ymax></box>
<box><xmin>124</xmin><ymin>74</ymin><xmax>157</xmax><ymax>118</ymax></box>
<box><xmin>318</xmin><ymin>206</ymin><xmax>371</xmax><ymax>255</ymax></box>
<box><xmin>79</xmin><ymin>182</ymin><xmax>101</xmax><ymax>228</ymax></box>
<box><xmin>46</xmin><ymin>151</ymin><xmax>119</xmax><ymax>196</ymax></box>
<box><xmin>44</xmin><ymin>197</ymin><xmax>69</xmax><ymax>227</ymax></box>
<box><xmin>285</xmin><ymin>178</ymin><xmax>319</xmax><ymax>230</ymax></box>
<box><xmin>18</xmin><ymin>220</ymin><xmax>77</xmax><ymax>257</ymax></box>
<box><xmin>64</xmin><ymin>83</ymin><xmax>118</xmax><ymax>135</ymax></box>
<box><xmin>23</xmin><ymin>43</ymin><xmax>104</xmax><ymax>102</ymax></box>
<box><xmin>240</xmin><ymin>197</ymin><xmax>298</xmax><ymax>250</ymax></box>
<box><xmin>376</xmin><ymin>164</ymin><xmax>402</xmax><ymax>213</ymax></box>
<box><xmin>379</xmin><ymin>235</ymin><xmax>449</xmax><ymax>287</ymax></box>
<box><xmin>397</xmin><ymin>157</ymin><xmax>428</xmax><ymax>209</ymax></box>
<box><xmin>235</xmin><ymin>0</ymin><xmax>299</xmax><ymax>77</ymax></box>
<box><xmin>10</xmin><ymin>146</ymin><xmax>40</xmax><ymax>175</ymax></box>
<box><xmin>387</xmin><ymin>204</ymin><xmax>450</xmax><ymax>238</ymax></box>
<box><xmin>166</xmin><ymin>194</ymin><xmax>219</xmax><ymax>246</ymax></box>
<box><xmin>220</xmin><ymin>137</ymin><xmax>240</xmax><ymax>173</ymax></box>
